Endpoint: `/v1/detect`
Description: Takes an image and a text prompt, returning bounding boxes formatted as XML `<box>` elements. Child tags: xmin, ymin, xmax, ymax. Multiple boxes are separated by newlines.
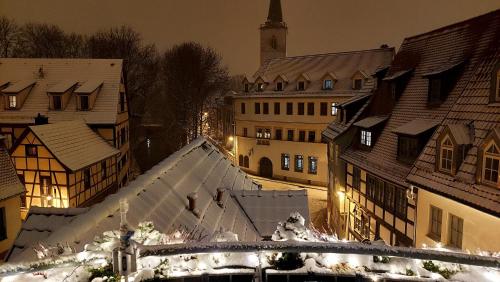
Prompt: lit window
<box><xmin>281</xmin><ymin>153</ymin><xmax>290</xmax><ymax>170</ymax></box>
<box><xmin>308</xmin><ymin>156</ymin><xmax>318</xmax><ymax>174</ymax></box>
<box><xmin>428</xmin><ymin>205</ymin><xmax>442</xmax><ymax>241</ymax></box>
<box><xmin>331</xmin><ymin>103</ymin><xmax>337</xmax><ymax>116</ymax></box>
<box><xmin>483</xmin><ymin>142</ymin><xmax>499</xmax><ymax>185</ymax></box>
<box><xmin>440</xmin><ymin>137</ymin><xmax>453</xmax><ymax>173</ymax></box>
<box><xmin>448</xmin><ymin>214</ymin><xmax>463</xmax><ymax>249</ymax></box>
<box><xmin>257</xmin><ymin>83</ymin><xmax>264</xmax><ymax>92</ymax></box>
<box><xmin>276</xmin><ymin>82</ymin><xmax>283</xmax><ymax>91</ymax></box>
<box><xmin>8</xmin><ymin>95</ymin><xmax>16</xmax><ymax>109</ymax></box>
<box><xmin>361</xmin><ymin>130</ymin><xmax>372</xmax><ymax>146</ymax></box>
<box><xmin>256</xmin><ymin>128</ymin><xmax>263</xmax><ymax>138</ymax></box>
<box><xmin>295</xmin><ymin>155</ymin><xmax>303</xmax><ymax>172</ymax></box>
<box><xmin>264</xmin><ymin>128</ymin><xmax>271</xmax><ymax>139</ymax></box>
<box><xmin>324</xmin><ymin>79</ymin><xmax>333</xmax><ymax>90</ymax></box>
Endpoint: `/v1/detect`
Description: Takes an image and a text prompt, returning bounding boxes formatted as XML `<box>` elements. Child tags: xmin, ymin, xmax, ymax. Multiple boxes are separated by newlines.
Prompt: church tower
<box><xmin>260</xmin><ymin>0</ymin><xmax>287</xmax><ymax>65</ymax></box>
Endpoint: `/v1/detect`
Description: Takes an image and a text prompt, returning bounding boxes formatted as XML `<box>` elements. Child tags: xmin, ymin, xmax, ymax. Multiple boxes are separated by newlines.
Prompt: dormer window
<box><xmin>8</xmin><ymin>95</ymin><xmax>16</xmax><ymax>109</ymax></box>
<box><xmin>52</xmin><ymin>95</ymin><xmax>62</xmax><ymax>110</ymax></box>
<box><xmin>297</xmin><ymin>81</ymin><xmax>305</xmax><ymax>91</ymax></box>
<box><xmin>257</xmin><ymin>83</ymin><xmax>264</xmax><ymax>92</ymax></box>
<box><xmin>79</xmin><ymin>95</ymin><xmax>89</xmax><ymax>111</ymax></box>
<box><xmin>423</xmin><ymin>60</ymin><xmax>465</xmax><ymax>106</ymax></box>
<box><xmin>244</xmin><ymin>83</ymin><xmax>249</xmax><ymax>92</ymax></box>
<box><xmin>324</xmin><ymin>79</ymin><xmax>333</xmax><ymax>90</ymax></box>
<box><xmin>383</xmin><ymin>69</ymin><xmax>413</xmax><ymax>101</ymax></box>
<box><xmin>483</xmin><ymin>142</ymin><xmax>499</xmax><ymax>186</ymax></box>
<box><xmin>440</xmin><ymin>137</ymin><xmax>453</xmax><ymax>173</ymax></box>
<box><xmin>353</xmin><ymin>79</ymin><xmax>363</xmax><ymax>90</ymax></box>
<box><xmin>276</xmin><ymin>82</ymin><xmax>283</xmax><ymax>91</ymax></box>
<box><xmin>361</xmin><ymin>130</ymin><xmax>372</xmax><ymax>146</ymax></box>
<box><xmin>490</xmin><ymin>64</ymin><xmax>500</xmax><ymax>103</ymax></box>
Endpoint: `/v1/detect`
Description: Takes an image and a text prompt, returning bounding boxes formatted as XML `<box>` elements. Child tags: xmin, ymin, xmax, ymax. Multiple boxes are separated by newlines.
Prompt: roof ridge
<box><xmin>403</xmin><ymin>9</ymin><xmax>499</xmax><ymax>42</ymax></box>
<box><xmin>267</xmin><ymin>47</ymin><xmax>395</xmax><ymax>62</ymax></box>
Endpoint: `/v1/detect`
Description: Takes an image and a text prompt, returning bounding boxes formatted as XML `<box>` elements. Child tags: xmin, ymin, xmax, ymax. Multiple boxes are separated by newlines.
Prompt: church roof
<box><xmin>267</xmin><ymin>0</ymin><xmax>284</xmax><ymax>24</ymax></box>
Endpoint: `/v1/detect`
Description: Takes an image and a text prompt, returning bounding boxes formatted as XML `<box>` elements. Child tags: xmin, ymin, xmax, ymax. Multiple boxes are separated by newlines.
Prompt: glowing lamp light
<box><xmin>46</xmin><ymin>195</ymin><xmax>53</xmax><ymax>201</ymax></box>
<box><xmin>203</xmin><ymin>112</ymin><xmax>209</xmax><ymax>116</ymax></box>
<box><xmin>228</xmin><ymin>136</ymin><xmax>234</xmax><ymax>142</ymax></box>
<box><xmin>337</xmin><ymin>191</ymin><xmax>345</xmax><ymax>197</ymax></box>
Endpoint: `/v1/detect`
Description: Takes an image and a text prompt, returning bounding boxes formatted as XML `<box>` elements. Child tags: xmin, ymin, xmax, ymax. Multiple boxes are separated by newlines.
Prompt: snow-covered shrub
<box><xmin>271</xmin><ymin>212</ymin><xmax>315</xmax><ymax>241</ymax></box>
<box><xmin>267</xmin><ymin>252</ymin><xmax>305</xmax><ymax>270</ymax></box>
<box><xmin>88</xmin><ymin>264</ymin><xmax>117</xmax><ymax>282</ymax></box>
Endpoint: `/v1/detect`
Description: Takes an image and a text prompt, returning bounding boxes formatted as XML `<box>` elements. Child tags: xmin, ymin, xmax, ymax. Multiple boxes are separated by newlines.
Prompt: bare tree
<box><xmin>14</xmin><ymin>23</ymin><xmax>69</xmax><ymax>57</ymax></box>
<box><xmin>0</xmin><ymin>16</ymin><xmax>18</xmax><ymax>57</ymax></box>
<box><xmin>159</xmin><ymin>42</ymin><xmax>229</xmax><ymax>146</ymax></box>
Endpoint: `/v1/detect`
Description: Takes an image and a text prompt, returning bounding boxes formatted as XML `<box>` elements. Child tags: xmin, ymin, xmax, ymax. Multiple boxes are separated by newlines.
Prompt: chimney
<box><xmin>187</xmin><ymin>192</ymin><xmax>200</xmax><ymax>217</ymax></box>
<box><xmin>215</xmin><ymin>188</ymin><xmax>225</xmax><ymax>207</ymax></box>
<box><xmin>34</xmin><ymin>113</ymin><xmax>49</xmax><ymax>125</ymax></box>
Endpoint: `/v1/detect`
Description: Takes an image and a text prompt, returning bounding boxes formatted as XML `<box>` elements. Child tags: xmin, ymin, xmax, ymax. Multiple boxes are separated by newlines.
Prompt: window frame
<box><xmin>352</xmin><ymin>167</ymin><xmax>361</xmax><ymax>190</ymax></box>
<box><xmin>353</xmin><ymin>79</ymin><xmax>363</xmax><ymax>90</ymax></box>
<box><xmin>298</xmin><ymin>130</ymin><xmax>306</xmax><ymax>142</ymax></box>
<box><xmin>308</xmin><ymin>131</ymin><xmax>315</xmax><ymax>143</ymax></box>
<box><xmin>323</xmin><ymin>79</ymin><xmax>333</xmax><ymax>90</ymax></box>
<box><xmin>298</xmin><ymin>102</ymin><xmax>305</xmax><ymax>115</ymax></box>
<box><xmin>243</xmin><ymin>127</ymin><xmax>248</xmax><ymax>137</ymax></box>
<box><xmin>25</xmin><ymin>145</ymin><xmax>38</xmax><ymax>157</ymax></box>
<box><xmin>308</xmin><ymin>156</ymin><xmax>318</xmax><ymax>174</ymax></box>
<box><xmin>307</xmin><ymin>102</ymin><xmax>314</xmax><ymax>116</ymax></box>
<box><xmin>294</xmin><ymin>155</ymin><xmax>304</xmax><ymax>172</ymax></box>
<box><xmin>257</xmin><ymin>83</ymin><xmax>264</xmax><ymax>92</ymax></box>
<box><xmin>275</xmin><ymin>129</ymin><xmax>282</xmax><ymax>140</ymax></box>
<box><xmin>440</xmin><ymin>136</ymin><xmax>454</xmax><ymax>173</ymax></box>
<box><xmin>79</xmin><ymin>95</ymin><xmax>90</xmax><ymax>111</ymax></box>
<box><xmin>448</xmin><ymin>214</ymin><xmax>463</xmax><ymax>249</ymax></box>
<box><xmin>8</xmin><ymin>95</ymin><xmax>17</xmax><ymax>109</ymax></box>
<box><xmin>428</xmin><ymin>205</ymin><xmax>443</xmax><ymax>241</ymax></box>
<box><xmin>274</xmin><ymin>102</ymin><xmax>280</xmax><ymax>115</ymax></box>
<box><xmin>483</xmin><ymin>142</ymin><xmax>499</xmax><ymax>185</ymax></box>
<box><xmin>241</xmin><ymin>102</ymin><xmax>246</xmax><ymax>114</ymax></box>
<box><xmin>287</xmin><ymin>129</ymin><xmax>294</xmax><ymax>141</ymax></box>
<box><xmin>320</xmin><ymin>102</ymin><xmax>327</xmax><ymax>116</ymax></box>
<box><xmin>276</xmin><ymin>81</ymin><xmax>283</xmax><ymax>91</ymax></box>
<box><xmin>297</xmin><ymin>81</ymin><xmax>305</xmax><ymax>91</ymax></box>
<box><xmin>398</xmin><ymin>135</ymin><xmax>420</xmax><ymax>163</ymax></box>
<box><xmin>331</xmin><ymin>103</ymin><xmax>337</xmax><ymax>116</ymax></box>
<box><xmin>101</xmin><ymin>160</ymin><xmax>107</xmax><ymax>179</ymax></box>
<box><xmin>83</xmin><ymin>168</ymin><xmax>91</xmax><ymax>189</ymax></box>
<box><xmin>254</xmin><ymin>102</ymin><xmax>261</xmax><ymax>114</ymax></box>
<box><xmin>360</xmin><ymin>130</ymin><xmax>372</xmax><ymax>147</ymax></box>
<box><xmin>52</xmin><ymin>95</ymin><xmax>62</xmax><ymax>110</ymax></box>
<box><xmin>281</xmin><ymin>153</ymin><xmax>290</xmax><ymax>170</ymax></box>
<box><xmin>395</xmin><ymin>187</ymin><xmax>407</xmax><ymax>218</ymax></box>
<box><xmin>263</xmin><ymin>102</ymin><xmax>269</xmax><ymax>114</ymax></box>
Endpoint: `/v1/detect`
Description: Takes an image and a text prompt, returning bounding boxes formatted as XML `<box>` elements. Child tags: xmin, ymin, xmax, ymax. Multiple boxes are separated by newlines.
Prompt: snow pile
<box><xmin>272</xmin><ymin>212</ymin><xmax>337</xmax><ymax>242</ymax></box>
<box><xmin>211</xmin><ymin>228</ymin><xmax>239</xmax><ymax>242</ymax></box>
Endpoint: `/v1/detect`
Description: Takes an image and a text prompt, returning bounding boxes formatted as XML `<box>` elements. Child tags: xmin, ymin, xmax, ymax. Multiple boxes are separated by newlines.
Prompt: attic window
<box><xmin>439</xmin><ymin>137</ymin><xmax>453</xmax><ymax>173</ymax></box>
<box><xmin>353</xmin><ymin>79</ymin><xmax>363</xmax><ymax>90</ymax></box>
<box><xmin>8</xmin><ymin>95</ymin><xmax>16</xmax><ymax>109</ymax></box>
<box><xmin>244</xmin><ymin>83</ymin><xmax>249</xmax><ymax>92</ymax></box>
<box><xmin>324</xmin><ymin>79</ymin><xmax>333</xmax><ymax>90</ymax></box>
<box><xmin>79</xmin><ymin>95</ymin><xmax>89</xmax><ymax>111</ymax></box>
<box><xmin>297</xmin><ymin>81</ymin><xmax>305</xmax><ymax>91</ymax></box>
<box><xmin>423</xmin><ymin>60</ymin><xmax>465</xmax><ymax>105</ymax></box>
<box><xmin>383</xmin><ymin>69</ymin><xmax>412</xmax><ymax>101</ymax></box>
<box><xmin>257</xmin><ymin>83</ymin><xmax>264</xmax><ymax>92</ymax></box>
<box><xmin>361</xmin><ymin>130</ymin><xmax>372</xmax><ymax>147</ymax></box>
<box><xmin>276</xmin><ymin>82</ymin><xmax>283</xmax><ymax>91</ymax></box>
<box><xmin>483</xmin><ymin>142</ymin><xmax>499</xmax><ymax>186</ymax></box>
<box><xmin>52</xmin><ymin>95</ymin><xmax>62</xmax><ymax>110</ymax></box>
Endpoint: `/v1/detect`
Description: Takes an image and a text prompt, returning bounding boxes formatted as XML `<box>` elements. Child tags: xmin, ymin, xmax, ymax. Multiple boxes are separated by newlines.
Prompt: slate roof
<box><xmin>341</xmin><ymin>9</ymin><xmax>500</xmax><ymax>187</ymax></box>
<box><xmin>7</xmin><ymin>207</ymin><xmax>88</xmax><ymax>261</ymax></box>
<box><xmin>27</xmin><ymin>120</ymin><xmax>120</xmax><ymax>172</ymax></box>
<box><xmin>353</xmin><ymin>115</ymin><xmax>388</xmax><ymax>129</ymax></box>
<box><xmin>392</xmin><ymin>119</ymin><xmax>440</xmax><ymax>136</ymax></box>
<box><xmin>0</xmin><ymin>58</ymin><xmax>123</xmax><ymax>125</ymax></box>
<box><xmin>322</xmin><ymin>94</ymin><xmax>372</xmax><ymax>141</ymax></box>
<box><xmin>8</xmin><ymin>138</ymin><xmax>266</xmax><ymax>262</ymax></box>
<box><xmin>0</xmin><ymin>143</ymin><xmax>24</xmax><ymax>201</ymax></box>
<box><xmin>407</xmin><ymin>11</ymin><xmax>500</xmax><ymax>216</ymax></box>
<box><xmin>232</xmin><ymin>189</ymin><xmax>310</xmax><ymax>238</ymax></box>
<box><xmin>238</xmin><ymin>48</ymin><xmax>393</xmax><ymax>96</ymax></box>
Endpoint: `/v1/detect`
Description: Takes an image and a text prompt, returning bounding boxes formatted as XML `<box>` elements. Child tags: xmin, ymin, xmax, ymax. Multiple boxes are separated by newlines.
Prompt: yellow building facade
<box><xmin>10</xmin><ymin>121</ymin><xmax>120</xmax><ymax>216</ymax></box>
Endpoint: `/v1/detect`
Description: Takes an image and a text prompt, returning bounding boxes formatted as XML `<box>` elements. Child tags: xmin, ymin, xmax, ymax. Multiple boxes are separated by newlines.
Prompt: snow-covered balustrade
<box><xmin>139</xmin><ymin>241</ymin><xmax>500</xmax><ymax>268</ymax></box>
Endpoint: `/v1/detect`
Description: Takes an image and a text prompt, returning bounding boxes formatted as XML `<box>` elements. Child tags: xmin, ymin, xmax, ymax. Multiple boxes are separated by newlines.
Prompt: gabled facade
<box><xmin>407</xmin><ymin>10</ymin><xmax>500</xmax><ymax>252</ymax></box>
<box><xmin>10</xmin><ymin>121</ymin><xmax>119</xmax><ymax>216</ymax></box>
<box><xmin>327</xmin><ymin>10</ymin><xmax>500</xmax><ymax>248</ymax></box>
<box><xmin>0</xmin><ymin>59</ymin><xmax>130</xmax><ymax>189</ymax></box>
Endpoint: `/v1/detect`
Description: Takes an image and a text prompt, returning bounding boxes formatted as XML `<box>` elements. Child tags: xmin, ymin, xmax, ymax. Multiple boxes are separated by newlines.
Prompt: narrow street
<box><xmin>248</xmin><ymin>175</ymin><xmax>329</xmax><ymax>232</ymax></box>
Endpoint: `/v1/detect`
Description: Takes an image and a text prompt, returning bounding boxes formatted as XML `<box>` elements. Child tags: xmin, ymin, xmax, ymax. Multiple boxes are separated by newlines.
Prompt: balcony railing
<box><xmin>257</xmin><ymin>139</ymin><xmax>270</xmax><ymax>145</ymax></box>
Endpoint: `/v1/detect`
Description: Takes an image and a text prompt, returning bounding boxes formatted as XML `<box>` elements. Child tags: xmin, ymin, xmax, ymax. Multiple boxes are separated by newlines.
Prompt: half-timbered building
<box><xmin>10</xmin><ymin>120</ymin><xmax>119</xmax><ymax>215</ymax></box>
<box><xmin>0</xmin><ymin>58</ymin><xmax>130</xmax><ymax>189</ymax></box>
<box><xmin>325</xmin><ymin>10</ymin><xmax>500</xmax><ymax>247</ymax></box>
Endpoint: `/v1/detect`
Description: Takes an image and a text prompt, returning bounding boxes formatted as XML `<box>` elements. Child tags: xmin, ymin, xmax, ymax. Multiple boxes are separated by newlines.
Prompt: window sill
<box><xmin>426</xmin><ymin>233</ymin><xmax>441</xmax><ymax>242</ymax></box>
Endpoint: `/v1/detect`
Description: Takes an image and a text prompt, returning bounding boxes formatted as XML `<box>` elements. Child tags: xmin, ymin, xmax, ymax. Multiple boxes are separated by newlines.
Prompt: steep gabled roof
<box><xmin>8</xmin><ymin>138</ymin><xmax>265</xmax><ymax>262</ymax></box>
<box><xmin>246</xmin><ymin>48</ymin><xmax>394</xmax><ymax>95</ymax></box>
<box><xmin>341</xmin><ymin>9</ymin><xmax>500</xmax><ymax>187</ymax></box>
<box><xmin>0</xmin><ymin>58</ymin><xmax>123</xmax><ymax>125</ymax></box>
<box><xmin>0</xmin><ymin>143</ymin><xmax>24</xmax><ymax>201</ymax></box>
<box><xmin>27</xmin><ymin>120</ymin><xmax>120</xmax><ymax>171</ymax></box>
<box><xmin>407</xmin><ymin>11</ymin><xmax>500</xmax><ymax>216</ymax></box>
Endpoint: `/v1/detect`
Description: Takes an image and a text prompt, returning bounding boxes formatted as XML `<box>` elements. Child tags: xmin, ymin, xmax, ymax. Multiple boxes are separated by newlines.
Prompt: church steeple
<box><xmin>260</xmin><ymin>0</ymin><xmax>287</xmax><ymax>65</ymax></box>
<box><xmin>267</xmin><ymin>0</ymin><xmax>283</xmax><ymax>24</ymax></box>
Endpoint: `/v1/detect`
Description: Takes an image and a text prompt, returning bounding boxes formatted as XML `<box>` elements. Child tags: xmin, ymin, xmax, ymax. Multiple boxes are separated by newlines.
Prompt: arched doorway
<box><xmin>259</xmin><ymin>157</ymin><xmax>273</xmax><ymax>178</ymax></box>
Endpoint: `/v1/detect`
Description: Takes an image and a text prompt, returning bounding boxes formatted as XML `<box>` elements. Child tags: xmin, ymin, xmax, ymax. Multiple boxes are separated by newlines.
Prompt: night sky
<box><xmin>1</xmin><ymin>0</ymin><xmax>499</xmax><ymax>75</ymax></box>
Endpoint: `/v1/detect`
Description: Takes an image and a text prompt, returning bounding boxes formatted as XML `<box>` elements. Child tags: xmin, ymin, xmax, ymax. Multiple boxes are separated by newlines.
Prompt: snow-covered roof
<box><xmin>8</xmin><ymin>138</ymin><xmax>264</xmax><ymax>262</ymax></box>
<box><xmin>232</xmin><ymin>190</ymin><xmax>310</xmax><ymax>238</ymax></box>
<box><xmin>7</xmin><ymin>207</ymin><xmax>88</xmax><ymax>260</ymax></box>
<box><xmin>0</xmin><ymin>145</ymin><xmax>25</xmax><ymax>201</ymax></box>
